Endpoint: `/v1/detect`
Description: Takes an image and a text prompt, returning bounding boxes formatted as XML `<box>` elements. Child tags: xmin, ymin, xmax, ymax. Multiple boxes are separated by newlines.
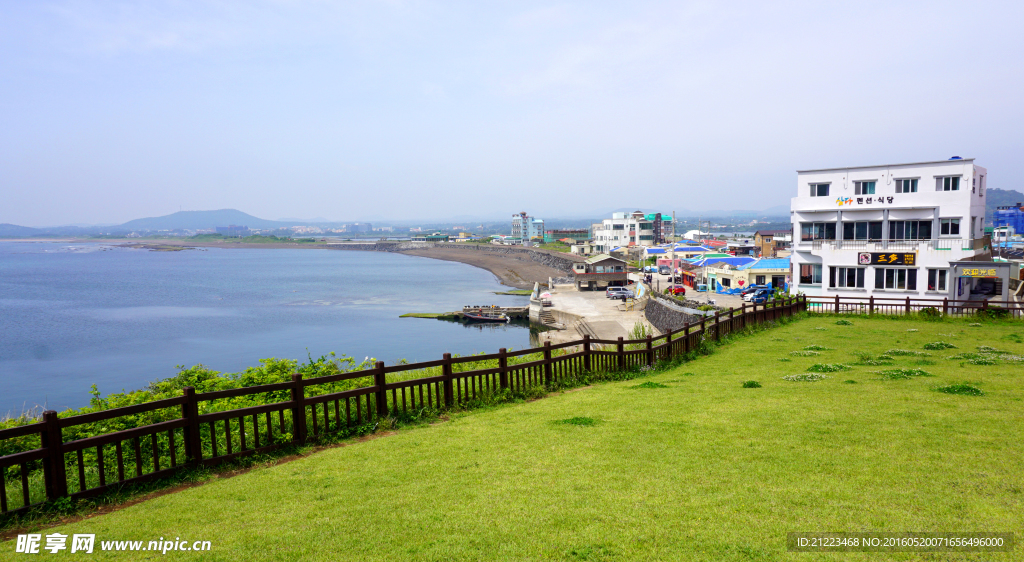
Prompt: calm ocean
<box><xmin>0</xmin><ymin>242</ymin><xmax>532</xmax><ymax>414</ymax></box>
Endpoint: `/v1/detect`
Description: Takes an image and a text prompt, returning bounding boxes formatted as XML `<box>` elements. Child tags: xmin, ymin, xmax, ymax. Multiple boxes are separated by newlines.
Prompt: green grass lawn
<box><xmin>9</xmin><ymin>316</ymin><xmax>1024</xmax><ymax>561</ymax></box>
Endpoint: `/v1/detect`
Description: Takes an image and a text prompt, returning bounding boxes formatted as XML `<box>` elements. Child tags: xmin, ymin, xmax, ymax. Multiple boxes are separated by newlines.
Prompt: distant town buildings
<box><xmin>511</xmin><ymin>212</ymin><xmax>544</xmax><ymax>245</ymax></box>
<box><xmin>216</xmin><ymin>225</ymin><xmax>251</xmax><ymax>237</ymax></box>
<box><xmin>993</xmin><ymin>202</ymin><xmax>1024</xmax><ymax>235</ymax></box>
<box><xmin>544</xmin><ymin>229</ymin><xmax>590</xmax><ymax>244</ymax></box>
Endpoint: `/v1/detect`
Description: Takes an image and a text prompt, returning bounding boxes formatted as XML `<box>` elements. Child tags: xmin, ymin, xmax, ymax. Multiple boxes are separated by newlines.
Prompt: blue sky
<box><xmin>2</xmin><ymin>1</ymin><xmax>1022</xmax><ymax>226</ymax></box>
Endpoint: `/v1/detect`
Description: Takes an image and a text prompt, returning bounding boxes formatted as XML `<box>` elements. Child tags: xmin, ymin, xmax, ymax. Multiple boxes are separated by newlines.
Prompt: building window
<box><xmin>874</xmin><ymin>268</ymin><xmax>918</xmax><ymax>290</ymax></box>
<box><xmin>755</xmin><ymin>275</ymin><xmax>766</xmax><ymax>285</ymax></box>
<box><xmin>939</xmin><ymin>218</ymin><xmax>960</xmax><ymax>236</ymax></box>
<box><xmin>854</xmin><ymin>181</ymin><xmax>876</xmax><ymax>195</ymax></box>
<box><xmin>927</xmin><ymin>269</ymin><xmax>948</xmax><ymax>291</ymax></box>
<box><xmin>810</xmin><ymin>183</ymin><xmax>830</xmax><ymax>197</ymax></box>
<box><xmin>721</xmin><ymin>278</ymin><xmax>731</xmax><ymax>287</ymax></box>
<box><xmin>936</xmin><ymin>176</ymin><xmax>961</xmax><ymax>191</ymax></box>
<box><xmin>888</xmin><ymin>220</ymin><xmax>932</xmax><ymax>240</ymax></box>
<box><xmin>800</xmin><ymin>222</ymin><xmax>836</xmax><ymax>241</ymax></box>
<box><xmin>612</xmin><ymin>224</ymin><xmax>624</xmax><ymax>230</ymax></box>
<box><xmin>830</xmin><ymin>267</ymin><xmax>865</xmax><ymax>288</ymax></box>
<box><xmin>842</xmin><ymin>221</ymin><xmax>883</xmax><ymax>240</ymax></box>
<box><xmin>896</xmin><ymin>178</ymin><xmax>918</xmax><ymax>193</ymax></box>
<box><xmin>799</xmin><ymin>264</ymin><xmax>822</xmax><ymax>285</ymax></box>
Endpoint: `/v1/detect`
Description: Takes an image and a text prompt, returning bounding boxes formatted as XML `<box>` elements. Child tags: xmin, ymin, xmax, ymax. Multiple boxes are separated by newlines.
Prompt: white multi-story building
<box><xmin>791</xmin><ymin>158</ymin><xmax>989</xmax><ymax>299</ymax></box>
<box><xmin>592</xmin><ymin>211</ymin><xmax>658</xmax><ymax>253</ymax></box>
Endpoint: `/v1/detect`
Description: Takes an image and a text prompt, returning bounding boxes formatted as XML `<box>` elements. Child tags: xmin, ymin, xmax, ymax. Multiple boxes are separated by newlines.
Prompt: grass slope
<box><xmin>13</xmin><ymin>317</ymin><xmax>1024</xmax><ymax>561</ymax></box>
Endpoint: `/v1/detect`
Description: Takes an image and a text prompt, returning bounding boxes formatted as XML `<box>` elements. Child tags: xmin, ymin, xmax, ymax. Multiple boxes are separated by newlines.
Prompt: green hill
<box><xmin>117</xmin><ymin>209</ymin><xmax>294</xmax><ymax>231</ymax></box>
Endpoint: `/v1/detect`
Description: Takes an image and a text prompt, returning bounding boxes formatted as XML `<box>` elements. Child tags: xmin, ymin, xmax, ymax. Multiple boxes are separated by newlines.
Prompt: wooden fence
<box><xmin>1</xmin><ymin>295</ymin><xmax>803</xmax><ymax>518</ymax></box>
<box><xmin>804</xmin><ymin>295</ymin><xmax>1023</xmax><ymax>318</ymax></box>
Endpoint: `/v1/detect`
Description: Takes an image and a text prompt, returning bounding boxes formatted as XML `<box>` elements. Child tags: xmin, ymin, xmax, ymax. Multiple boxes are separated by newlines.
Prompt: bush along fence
<box><xmin>1</xmin><ymin>296</ymin><xmax>808</xmax><ymax>519</ymax></box>
<box><xmin>803</xmin><ymin>295</ymin><xmax>1023</xmax><ymax>318</ymax></box>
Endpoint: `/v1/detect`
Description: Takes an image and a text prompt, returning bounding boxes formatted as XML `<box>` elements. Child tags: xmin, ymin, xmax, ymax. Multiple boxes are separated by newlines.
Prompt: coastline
<box><xmin>0</xmin><ymin>238</ymin><xmax>574</xmax><ymax>290</ymax></box>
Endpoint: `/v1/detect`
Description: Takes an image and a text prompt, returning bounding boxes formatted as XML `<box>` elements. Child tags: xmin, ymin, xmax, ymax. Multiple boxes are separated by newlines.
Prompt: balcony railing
<box><xmin>806</xmin><ymin>239</ymin><xmax>985</xmax><ymax>252</ymax></box>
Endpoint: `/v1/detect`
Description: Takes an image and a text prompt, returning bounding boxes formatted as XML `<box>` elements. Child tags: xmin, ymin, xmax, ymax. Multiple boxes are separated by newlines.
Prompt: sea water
<box><xmin>0</xmin><ymin>242</ymin><xmax>531</xmax><ymax>414</ymax></box>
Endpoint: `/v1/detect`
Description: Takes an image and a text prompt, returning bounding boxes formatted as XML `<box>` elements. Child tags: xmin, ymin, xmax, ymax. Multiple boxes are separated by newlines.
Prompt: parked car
<box><xmin>695</xmin><ymin>283</ymin><xmax>709</xmax><ymax>292</ymax></box>
<box><xmin>668</xmin><ymin>285</ymin><xmax>687</xmax><ymax>296</ymax></box>
<box><xmin>740</xmin><ymin>285</ymin><xmax>770</xmax><ymax>301</ymax></box>
<box><xmin>642</xmin><ymin>265</ymin><xmax>658</xmax><ymax>273</ymax></box>
<box><xmin>747</xmin><ymin>289</ymin><xmax>772</xmax><ymax>303</ymax></box>
<box><xmin>606</xmin><ymin>287</ymin><xmax>630</xmax><ymax>298</ymax></box>
<box><xmin>658</xmin><ymin>266</ymin><xmax>672</xmax><ymax>275</ymax></box>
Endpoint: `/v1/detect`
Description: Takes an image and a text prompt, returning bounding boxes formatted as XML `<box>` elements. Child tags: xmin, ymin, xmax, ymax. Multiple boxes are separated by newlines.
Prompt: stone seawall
<box><xmin>644</xmin><ymin>294</ymin><xmax>704</xmax><ymax>333</ymax></box>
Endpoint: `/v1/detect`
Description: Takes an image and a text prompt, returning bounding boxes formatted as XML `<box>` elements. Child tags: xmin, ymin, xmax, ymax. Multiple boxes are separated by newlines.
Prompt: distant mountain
<box><xmin>118</xmin><ymin>209</ymin><xmax>294</xmax><ymax>231</ymax></box>
<box><xmin>0</xmin><ymin>223</ymin><xmax>41</xmax><ymax>237</ymax></box>
<box><xmin>986</xmin><ymin>188</ymin><xmax>1024</xmax><ymax>221</ymax></box>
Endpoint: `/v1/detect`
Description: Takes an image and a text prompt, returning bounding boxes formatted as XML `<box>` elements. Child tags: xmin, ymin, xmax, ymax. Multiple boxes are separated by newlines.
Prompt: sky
<box><xmin>2</xmin><ymin>1</ymin><xmax>1023</xmax><ymax>226</ymax></box>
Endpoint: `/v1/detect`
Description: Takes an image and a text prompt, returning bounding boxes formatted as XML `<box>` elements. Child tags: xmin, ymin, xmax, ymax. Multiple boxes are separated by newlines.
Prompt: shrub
<box><xmin>835</xmin><ymin>319</ymin><xmax>853</xmax><ymax>326</ymax></box>
<box><xmin>782</xmin><ymin>373</ymin><xmax>829</xmax><ymax>382</ymax></box>
<box><xmin>804</xmin><ymin>345</ymin><xmax>830</xmax><ymax>351</ymax></box>
<box><xmin>630</xmin><ymin>381</ymin><xmax>668</xmax><ymax>389</ymax></box>
<box><xmin>977</xmin><ymin>308</ymin><xmax>1010</xmax><ymax>320</ymax></box>
<box><xmin>967</xmin><ymin>357</ymin><xmax>998</xmax><ymax>365</ymax></box>
<box><xmin>877</xmin><ymin>368</ymin><xmax>932</xmax><ymax>380</ymax></box>
<box><xmin>917</xmin><ymin>307</ymin><xmax>941</xmax><ymax>319</ymax></box>
<box><xmin>742</xmin><ymin>380</ymin><xmax>762</xmax><ymax>388</ymax></box>
<box><xmin>842</xmin><ymin>380</ymin><xmax>857</xmax><ymax>384</ymax></box>
<box><xmin>935</xmin><ymin>383</ymin><xmax>985</xmax><ymax>396</ymax></box>
<box><xmin>969</xmin><ymin>323</ymin><xmax>982</xmax><ymax>327</ymax></box>
<box><xmin>554</xmin><ymin>417</ymin><xmax>598</xmax><ymax>426</ymax></box>
<box><xmin>923</xmin><ymin>342</ymin><xmax>957</xmax><ymax>350</ymax></box>
<box><xmin>777</xmin><ymin>357</ymin><xmax>791</xmax><ymax>362</ymax></box>
<box><xmin>814</xmin><ymin>327</ymin><xmax>828</xmax><ymax>331</ymax></box>
<box><xmin>807</xmin><ymin>363</ymin><xmax>852</xmax><ymax>373</ymax></box>
<box><xmin>790</xmin><ymin>350</ymin><xmax>821</xmax><ymax>357</ymax></box>
<box><xmin>977</xmin><ymin>346</ymin><xmax>1007</xmax><ymax>354</ymax></box>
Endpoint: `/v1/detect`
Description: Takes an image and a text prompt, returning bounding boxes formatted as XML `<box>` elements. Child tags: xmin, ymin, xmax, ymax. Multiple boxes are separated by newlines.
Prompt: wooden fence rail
<box><xmin>14</xmin><ymin>292</ymin><xmax>1009</xmax><ymax>517</ymax></box>
<box><xmin>804</xmin><ymin>295</ymin><xmax>1024</xmax><ymax>318</ymax></box>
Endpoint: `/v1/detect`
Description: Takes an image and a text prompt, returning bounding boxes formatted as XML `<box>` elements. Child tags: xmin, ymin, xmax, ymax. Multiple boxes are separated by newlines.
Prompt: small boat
<box><xmin>463</xmin><ymin>311</ymin><xmax>510</xmax><ymax>323</ymax></box>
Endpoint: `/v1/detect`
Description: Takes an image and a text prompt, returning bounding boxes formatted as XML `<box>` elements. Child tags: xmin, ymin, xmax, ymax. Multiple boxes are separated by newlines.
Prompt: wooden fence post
<box><xmin>683</xmin><ymin>322</ymin><xmax>691</xmax><ymax>355</ymax></box>
<box><xmin>182</xmin><ymin>386</ymin><xmax>202</xmax><ymax>463</ymax></box>
<box><xmin>543</xmin><ymin>341</ymin><xmax>553</xmax><ymax>386</ymax></box>
<box><xmin>499</xmin><ymin>348</ymin><xmax>509</xmax><ymax>389</ymax></box>
<box><xmin>869</xmin><ymin>295</ymin><xmax>874</xmax><ymax>315</ymax></box>
<box><xmin>289</xmin><ymin>374</ymin><xmax>306</xmax><ymax>443</ymax></box>
<box><xmin>617</xmin><ymin>337</ymin><xmax>625</xmax><ymax>370</ymax></box>
<box><xmin>713</xmin><ymin>310</ymin><xmax>721</xmax><ymax>341</ymax></box>
<box><xmin>905</xmin><ymin>296</ymin><xmax>911</xmax><ymax>315</ymax></box>
<box><xmin>942</xmin><ymin>297</ymin><xmax>948</xmax><ymax>316</ymax></box>
<box><xmin>664</xmin><ymin>328</ymin><xmax>673</xmax><ymax>361</ymax></box>
<box><xmin>740</xmin><ymin>303</ymin><xmax>746</xmax><ymax>328</ymax></box>
<box><xmin>729</xmin><ymin>307</ymin><xmax>735</xmax><ymax>333</ymax></box>
<box><xmin>373</xmin><ymin>361</ymin><xmax>388</xmax><ymax>419</ymax></box>
<box><xmin>582</xmin><ymin>336</ymin><xmax>592</xmax><ymax>372</ymax></box>
<box><xmin>646</xmin><ymin>334</ymin><xmax>654</xmax><ymax>366</ymax></box>
<box><xmin>42</xmin><ymin>410</ymin><xmax>67</xmax><ymax>500</ymax></box>
<box><xmin>834</xmin><ymin>294</ymin><xmax>840</xmax><ymax>314</ymax></box>
<box><xmin>442</xmin><ymin>353</ymin><xmax>454</xmax><ymax>408</ymax></box>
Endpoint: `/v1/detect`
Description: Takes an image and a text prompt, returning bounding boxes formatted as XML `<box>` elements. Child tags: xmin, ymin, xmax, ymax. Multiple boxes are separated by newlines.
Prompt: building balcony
<box><xmin>804</xmin><ymin>238</ymin><xmax>986</xmax><ymax>252</ymax></box>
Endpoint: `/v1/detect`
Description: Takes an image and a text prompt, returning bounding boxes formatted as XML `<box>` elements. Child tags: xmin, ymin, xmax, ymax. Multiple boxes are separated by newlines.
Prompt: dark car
<box><xmin>749</xmin><ymin>289</ymin><xmax>772</xmax><ymax>304</ymax></box>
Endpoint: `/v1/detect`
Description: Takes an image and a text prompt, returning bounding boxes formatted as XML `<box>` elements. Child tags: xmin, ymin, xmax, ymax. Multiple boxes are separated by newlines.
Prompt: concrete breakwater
<box><xmin>325</xmin><ymin>242</ymin><xmax>581</xmax><ymax>289</ymax></box>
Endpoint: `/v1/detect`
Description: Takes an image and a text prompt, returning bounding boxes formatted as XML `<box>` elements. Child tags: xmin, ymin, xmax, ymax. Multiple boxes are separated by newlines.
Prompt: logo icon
<box><xmin>836</xmin><ymin>197</ymin><xmax>852</xmax><ymax>206</ymax></box>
